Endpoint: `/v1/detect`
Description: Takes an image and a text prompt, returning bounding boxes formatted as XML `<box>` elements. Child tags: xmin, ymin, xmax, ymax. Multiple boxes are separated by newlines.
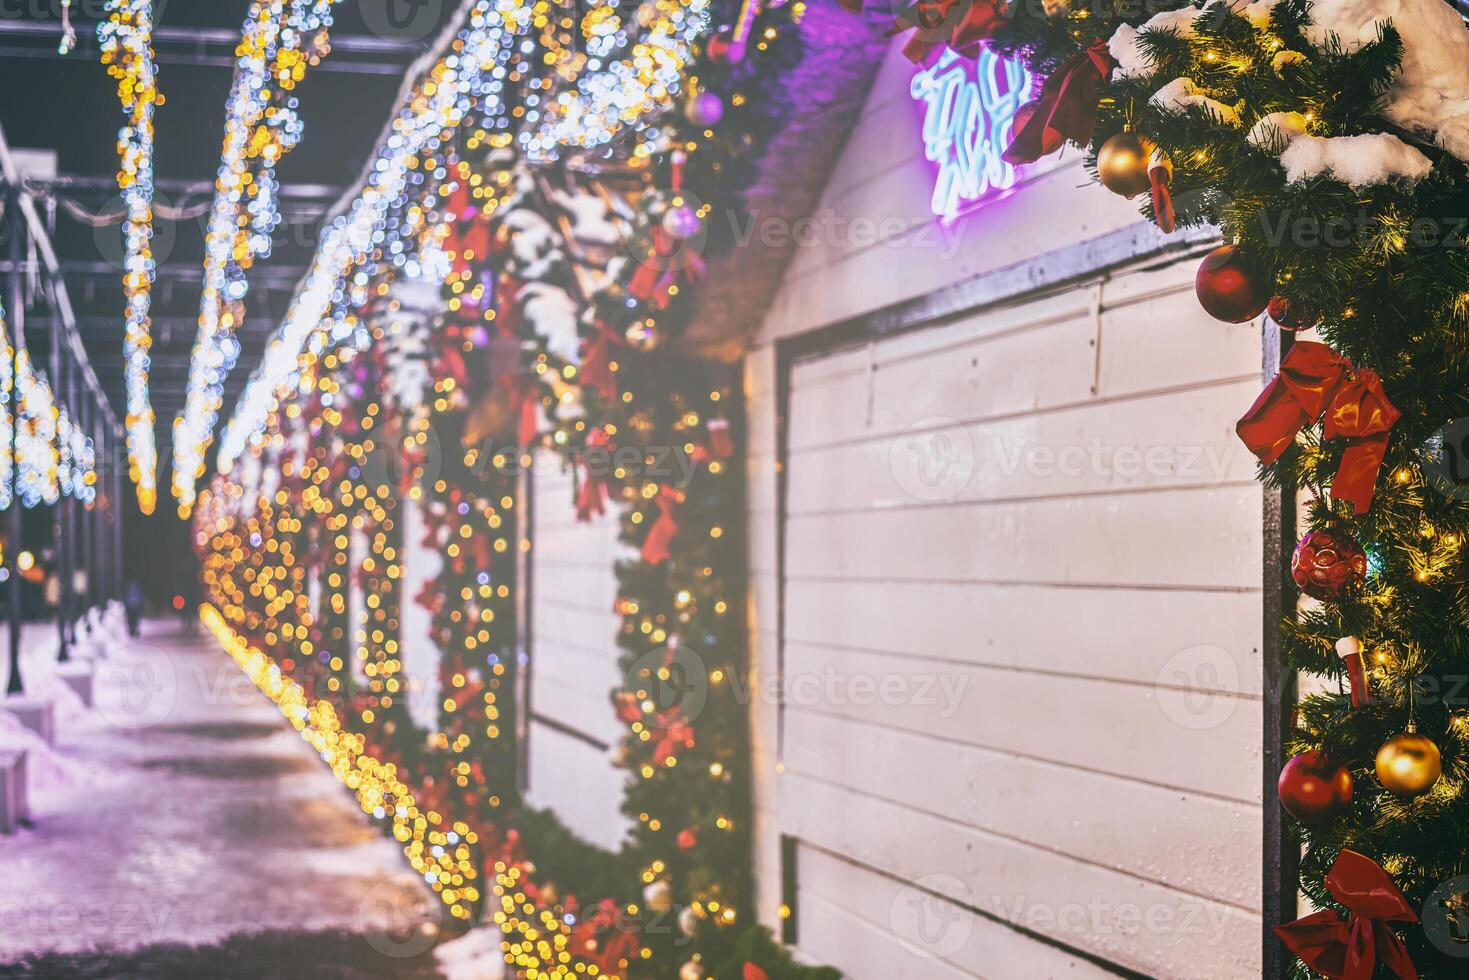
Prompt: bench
<box><xmin>0</xmin><ymin>697</ymin><xmax>54</xmax><ymax>745</ymax></box>
<box><xmin>56</xmin><ymin>661</ymin><xmax>96</xmax><ymax>708</ymax></box>
<box><xmin>0</xmin><ymin>749</ymin><xmax>28</xmax><ymax>833</ymax></box>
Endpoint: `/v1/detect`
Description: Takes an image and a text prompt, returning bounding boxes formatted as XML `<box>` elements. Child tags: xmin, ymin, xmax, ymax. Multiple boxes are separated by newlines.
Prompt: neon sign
<box><xmin>911</xmin><ymin>49</ymin><xmax>1032</xmax><ymax>221</ymax></box>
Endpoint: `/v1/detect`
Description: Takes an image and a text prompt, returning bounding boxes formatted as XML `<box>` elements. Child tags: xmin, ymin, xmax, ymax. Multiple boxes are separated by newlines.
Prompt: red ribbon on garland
<box><xmin>570</xmin><ymin>900</ymin><xmax>641</xmax><ymax>974</ymax></box>
<box><xmin>1003</xmin><ymin>43</ymin><xmax>1114</xmax><ymax>165</ymax></box>
<box><xmin>641</xmin><ymin>486</ymin><xmax>684</xmax><ymax>564</ymax></box>
<box><xmin>628</xmin><ymin>228</ymin><xmax>706</xmax><ymax>310</ymax></box>
<box><xmin>579</xmin><ymin>321</ymin><xmax>623</xmax><ymax>403</ymax></box>
<box><xmin>1275</xmin><ymin>850</ymin><xmax>1418</xmax><ymax>980</ymax></box>
<box><xmin>838</xmin><ymin>0</ymin><xmax>1003</xmax><ymax>62</ymax></box>
<box><xmin>1236</xmin><ymin>341</ymin><xmax>1400</xmax><ymax>513</ymax></box>
<box><xmin>576</xmin><ymin>429</ymin><xmax>616</xmax><ymax>522</ymax></box>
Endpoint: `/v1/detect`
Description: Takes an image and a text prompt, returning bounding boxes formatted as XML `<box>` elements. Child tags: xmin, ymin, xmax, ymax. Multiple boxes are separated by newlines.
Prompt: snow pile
<box><xmin>552</xmin><ymin>188</ymin><xmax>623</xmax><ymax>248</ymax></box>
<box><xmin>1246</xmin><ymin>110</ymin><xmax>1310</xmax><ymax>150</ymax></box>
<box><xmin>0</xmin><ymin>711</ymin><xmax>96</xmax><ymax>790</ymax></box>
<box><xmin>1150</xmin><ymin>76</ymin><xmax>1241</xmax><ymax>123</ymax></box>
<box><xmin>1109</xmin><ymin>7</ymin><xmax>1207</xmax><ymax>79</ymax></box>
<box><xmin>1304</xmin><ymin>0</ymin><xmax>1469</xmax><ymax>161</ymax></box>
<box><xmin>518</xmin><ymin>281</ymin><xmax>581</xmax><ymax>364</ymax></box>
<box><xmin>1110</xmin><ymin>0</ymin><xmax>1282</xmax><ymax>79</ymax></box>
<box><xmin>1279</xmin><ymin>132</ymin><xmax>1433</xmax><ymax>186</ymax></box>
<box><xmin>435</xmin><ymin>926</ymin><xmax>506</xmax><ymax>980</ymax></box>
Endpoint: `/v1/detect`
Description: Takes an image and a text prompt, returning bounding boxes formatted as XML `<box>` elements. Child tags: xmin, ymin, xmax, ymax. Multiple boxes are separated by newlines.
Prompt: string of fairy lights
<box><xmin>216</xmin><ymin>0</ymin><xmax>717</xmax><ymax>474</ymax></box>
<box><xmin>0</xmin><ymin>312</ymin><xmax>96</xmax><ymax>512</ymax></box>
<box><xmin>98</xmin><ymin>0</ymin><xmax>161</xmax><ymax>515</ymax></box>
<box><xmin>171</xmin><ymin>0</ymin><xmax>341</xmax><ymax>517</ymax></box>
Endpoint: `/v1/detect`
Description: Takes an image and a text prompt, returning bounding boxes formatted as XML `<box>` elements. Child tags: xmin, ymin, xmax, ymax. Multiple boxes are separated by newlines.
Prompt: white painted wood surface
<box><xmin>398</xmin><ymin>495</ymin><xmax>444</xmax><ymax>731</ymax></box>
<box><xmin>742</xmin><ymin>39</ymin><xmax>1263</xmax><ymax>980</ymax></box>
<box><xmin>525</xmin><ymin>450</ymin><xmax>632</xmax><ymax>851</ymax></box>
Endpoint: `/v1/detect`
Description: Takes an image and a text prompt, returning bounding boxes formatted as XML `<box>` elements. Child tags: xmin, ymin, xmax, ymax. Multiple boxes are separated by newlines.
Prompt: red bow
<box><xmin>628</xmin><ymin>228</ymin><xmax>706</xmax><ymax>310</ymax></box>
<box><xmin>576</xmin><ymin>429</ymin><xmax>616</xmax><ymax>522</ymax></box>
<box><xmin>570</xmin><ymin>899</ymin><xmax>641</xmax><ymax>974</ymax></box>
<box><xmin>651</xmin><ymin>710</ymin><xmax>695</xmax><ymax>764</ymax></box>
<box><xmin>1236</xmin><ymin>341</ymin><xmax>1400</xmax><ymax>513</ymax></box>
<box><xmin>640</xmin><ymin>486</ymin><xmax>683</xmax><ymax>564</ymax></box>
<box><xmin>579</xmin><ymin>321</ymin><xmax>623</xmax><ymax>403</ymax></box>
<box><xmin>1003</xmin><ymin>43</ymin><xmax>1114</xmax><ymax>164</ymax></box>
<box><xmin>838</xmin><ymin>0</ymin><xmax>1002</xmax><ymax>62</ymax></box>
<box><xmin>1275</xmin><ymin>850</ymin><xmax>1418</xmax><ymax>980</ymax></box>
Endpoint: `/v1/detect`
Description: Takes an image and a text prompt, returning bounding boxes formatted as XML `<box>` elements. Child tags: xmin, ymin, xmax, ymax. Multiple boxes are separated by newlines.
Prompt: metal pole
<box><xmin>111</xmin><ymin>427</ymin><xmax>122</xmax><ymax>609</ymax></box>
<box><xmin>79</xmin><ymin>397</ymin><xmax>91</xmax><ymax>631</ymax></box>
<box><xmin>6</xmin><ymin>185</ymin><xmax>25</xmax><ymax>695</ymax></box>
<box><xmin>64</xmin><ymin>356</ymin><xmax>77</xmax><ymax>645</ymax></box>
<box><xmin>51</xmin><ymin>320</ymin><xmax>68</xmax><ymax>663</ymax></box>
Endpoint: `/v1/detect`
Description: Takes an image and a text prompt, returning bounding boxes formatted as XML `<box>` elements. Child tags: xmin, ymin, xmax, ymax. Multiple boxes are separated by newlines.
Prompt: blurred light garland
<box><xmin>0</xmin><ymin>308</ymin><xmax>12</xmax><ymax>512</ymax></box>
<box><xmin>526</xmin><ymin>0</ymin><xmax>711</xmax><ymax>157</ymax></box>
<box><xmin>217</xmin><ymin>0</ymin><xmax>534</xmax><ymax>474</ymax></box>
<box><xmin>172</xmin><ymin>0</ymin><xmax>339</xmax><ymax>517</ymax></box>
<box><xmin>202</xmin><ymin>604</ymin><xmax>483</xmax><ymax>921</ymax></box>
<box><xmin>98</xmin><ymin>0</ymin><xmax>161</xmax><ymax>515</ymax></box>
<box><xmin>14</xmin><ymin>349</ymin><xmax>59</xmax><ymax>509</ymax></box>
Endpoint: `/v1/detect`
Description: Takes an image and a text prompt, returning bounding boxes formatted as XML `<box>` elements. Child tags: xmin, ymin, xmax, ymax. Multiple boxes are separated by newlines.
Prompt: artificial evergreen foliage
<box><xmin>990</xmin><ymin>0</ymin><xmax>1469</xmax><ymax>972</ymax></box>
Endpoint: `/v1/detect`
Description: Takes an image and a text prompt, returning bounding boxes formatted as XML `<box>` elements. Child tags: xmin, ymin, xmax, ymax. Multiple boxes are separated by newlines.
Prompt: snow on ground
<box><xmin>0</xmin><ymin>619</ymin><xmax>443</xmax><ymax>970</ymax></box>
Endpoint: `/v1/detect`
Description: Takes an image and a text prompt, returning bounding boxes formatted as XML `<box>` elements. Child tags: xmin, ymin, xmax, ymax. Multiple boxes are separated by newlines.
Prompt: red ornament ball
<box><xmin>1278</xmin><ymin>751</ymin><xmax>1353</xmax><ymax>823</ymax></box>
<box><xmin>1011</xmin><ymin>101</ymin><xmax>1062</xmax><ymax>156</ymax></box>
<box><xmin>1267</xmin><ymin>295</ymin><xmax>1315</xmax><ymax>331</ymax></box>
<box><xmin>1291</xmin><ymin>528</ymin><xmax>1368</xmax><ymax>601</ymax></box>
<box><xmin>706</xmin><ymin>30</ymin><xmax>746</xmax><ymax>65</ymax></box>
<box><xmin>676</xmin><ymin>827</ymin><xmax>698</xmax><ymax>852</ymax></box>
<box><xmin>1195</xmin><ymin>245</ymin><xmax>1270</xmax><ymax>323</ymax></box>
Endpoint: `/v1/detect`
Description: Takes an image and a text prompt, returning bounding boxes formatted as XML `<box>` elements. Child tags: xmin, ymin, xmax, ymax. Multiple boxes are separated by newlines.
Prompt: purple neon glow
<box><xmin>911</xmin><ymin>50</ymin><xmax>1033</xmax><ymax>221</ymax></box>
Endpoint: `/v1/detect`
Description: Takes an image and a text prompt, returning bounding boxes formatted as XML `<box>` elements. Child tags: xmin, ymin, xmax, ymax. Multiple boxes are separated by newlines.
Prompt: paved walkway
<box><xmin>0</xmin><ymin>618</ymin><xmax>445</xmax><ymax>977</ymax></box>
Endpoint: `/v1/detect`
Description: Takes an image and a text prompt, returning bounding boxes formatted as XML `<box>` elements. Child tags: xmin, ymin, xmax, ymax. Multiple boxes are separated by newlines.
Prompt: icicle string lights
<box><xmin>98</xmin><ymin>0</ymin><xmax>161</xmax><ymax>515</ymax></box>
<box><xmin>171</xmin><ymin>0</ymin><xmax>340</xmax><ymax>517</ymax></box>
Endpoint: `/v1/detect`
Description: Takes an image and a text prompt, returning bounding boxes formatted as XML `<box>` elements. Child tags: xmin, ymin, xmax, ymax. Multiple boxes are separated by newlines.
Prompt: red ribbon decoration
<box><xmin>1236</xmin><ymin>341</ymin><xmax>1400</xmax><ymax>513</ymax></box>
<box><xmin>579</xmin><ymin>321</ymin><xmax>623</xmax><ymax>403</ymax></box>
<box><xmin>576</xmin><ymin>429</ymin><xmax>616</xmax><ymax>522</ymax></box>
<box><xmin>1275</xmin><ymin>850</ymin><xmax>1418</xmax><ymax>980</ymax></box>
<box><xmin>641</xmin><ymin>486</ymin><xmax>683</xmax><ymax>564</ymax></box>
<box><xmin>1336</xmin><ymin>636</ymin><xmax>1374</xmax><ymax>709</ymax></box>
<box><xmin>1003</xmin><ymin>43</ymin><xmax>1114</xmax><ymax>165</ymax></box>
<box><xmin>838</xmin><ymin>0</ymin><xmax>1003</xmax><ymax>62</ymax></box>
<box><xmin>1150</xmin><ymin>163</ymin><xmax>1175</xmax><ymax>234</ymax></box>
<box><xmin>570</xmin><ymin>899</ymin><xmax>641</xmax><ymax>974</ymax></box>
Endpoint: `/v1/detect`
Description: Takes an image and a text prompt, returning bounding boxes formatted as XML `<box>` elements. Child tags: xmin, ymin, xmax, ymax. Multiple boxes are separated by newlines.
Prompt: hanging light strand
<box><xmin>171</xmin><ymin>0</ymin><xmax>340</xmax><ymax>517</ymax></box>
<box><xmin>98</xmin><ymin>0</ymin><xmax>161</xmax><ymax>515</ymax></box>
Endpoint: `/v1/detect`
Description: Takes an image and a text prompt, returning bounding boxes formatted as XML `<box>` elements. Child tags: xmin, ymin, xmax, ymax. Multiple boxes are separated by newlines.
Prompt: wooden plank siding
<box><xmin>743</xmin><ymin>40</ymin><xmax>1264</xmax><ymax>979</ymax></box>
<box><xmin>524</xmin><ymin>450</ymin><xmax>631</xmax><ymax>852</ymax></box>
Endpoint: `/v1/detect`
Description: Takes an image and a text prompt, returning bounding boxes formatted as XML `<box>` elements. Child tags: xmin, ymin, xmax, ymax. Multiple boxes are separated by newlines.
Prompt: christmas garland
<box><xmin>826</xmin><ymin>0</ymin><xmax>1469</xmax><ymax>974</ymax></box>
<box><xmin>197</xmin><ymin>0</ymin><xmax>839</xmax><ymax>976</ymax></box>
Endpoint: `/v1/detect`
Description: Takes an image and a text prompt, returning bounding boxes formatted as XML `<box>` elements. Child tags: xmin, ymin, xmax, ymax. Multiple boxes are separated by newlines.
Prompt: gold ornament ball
<box><xmin>1097</xmin><ymin>132</ymin><xmax>1154</xmax><ymax>198</ymax></box>
<box><xmin>1375</xmin><ymin>732</ymin><xmax>1442</xmax><ymax>796</ymax></box>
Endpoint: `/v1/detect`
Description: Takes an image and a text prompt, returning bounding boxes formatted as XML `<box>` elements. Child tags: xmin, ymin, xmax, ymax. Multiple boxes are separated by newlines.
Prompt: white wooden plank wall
<box><xmin>399</xmin><ymin>495</ymin><xmax>444</xmax><ymax>732</ymax></box>
<box><xmin>525</xmin><ymin>450</ymin><xmax>632</xmax><ymax>851</ymax></box>
<box><xmin>743</xmin><ymin>40</ymin><xmax>1264</xmax><ymax>980</ymax></box>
